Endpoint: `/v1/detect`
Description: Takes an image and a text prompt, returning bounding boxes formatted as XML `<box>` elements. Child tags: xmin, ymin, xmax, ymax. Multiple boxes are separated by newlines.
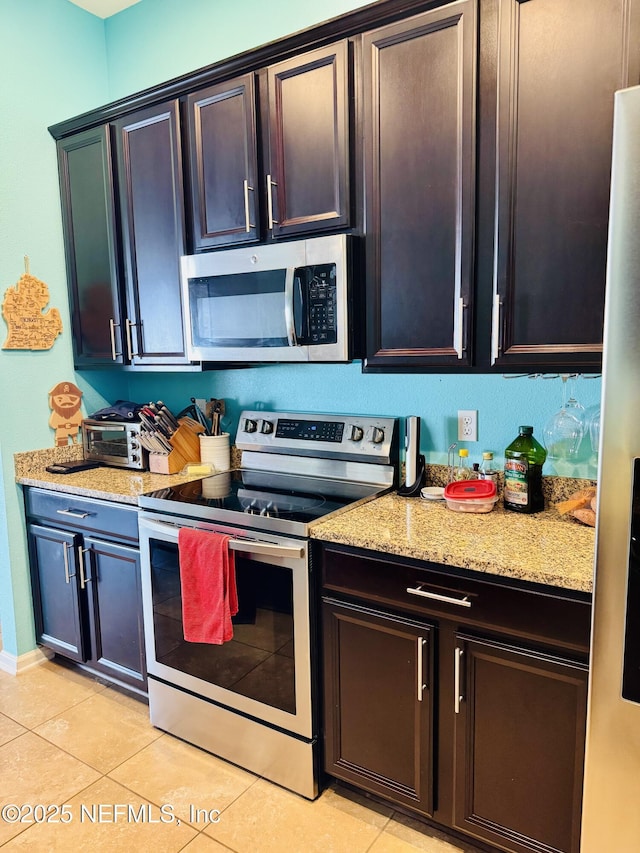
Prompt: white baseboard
<box><xmin>0</xmin><ymin>645</ymin><xmax>54</xmax><ymax>675</ymax></box>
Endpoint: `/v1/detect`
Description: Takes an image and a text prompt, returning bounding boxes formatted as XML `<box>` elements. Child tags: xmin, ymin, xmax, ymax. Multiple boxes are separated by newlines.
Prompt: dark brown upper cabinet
<box><xmin>490</xmin><ymin>0</ymin><xmax>639</xmax><ymax>370</ymax></box>
<box><xmin>113</xmin><ymin>100</ymin><xmax>192</xmax><ymax>366</ymax></box>
<box><xmin>264</xmin><ymin>42</ymin><xmax>350</xmax><ymax>239</ymax></box>
<box><xmin>186</xmin><ymin>43</ymin><xmax>350</xmax><ymax>251</ymax></box>
<box><xmin>186</xmin><ymin>74</ymin><xmax>260</xmax><ymax>250</ymax></box>
<box><xmin>57</xmin><ymin>126</ymin><xmax>124</xmax><ymax>367</ymax></box>
<box><xmin>362</xmin><ymin>1</ymin><xmax>477</xmax><ymax>369</ymax></box>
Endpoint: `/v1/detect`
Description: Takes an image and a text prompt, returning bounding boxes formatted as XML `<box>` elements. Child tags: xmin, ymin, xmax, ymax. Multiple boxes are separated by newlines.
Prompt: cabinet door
<box><xmin>363</xmin><ymin>2</ymin><xmax>477</xmax><ymax>369</ymax></box>
<box><xmin>491</xmin><ymin>0</ymin><xmax>637</xmax><ymax>369</ymax></box>
<box><xmin>113</xmin><ymin>101</ymin><xmax>191</xmax><ymax>366</ymax></box>
<box><xmin>323</xmin><ymin>598</ymin><xmax>434</xmax><ymax>816</ymax></box>
<box><xmin>187</xmin><ymin>75</ymin><xmax>260</xmax><ymax>249</ymax></box>
<box><xmin>57</xmin><ymin>126</ymin><xmax>124</xmax><ymax>367</ymax></box>
<box><xmin>453</xmin><ymin>634</ymin><xmax>588</xmax><ymax>853</ymax></box>
<box><xmin>83</xmin><ymin>536</ymin><xmax>146</xmax><ymax>687</ymax></box>
<box><xmin>265</xmin><ymin>42</ymin><xmax>350</xmax><ymax>238</ymax></box>
<box><xmin>27</xmin><ymin>523</ymin><xmax>87</xmax><ymax>662</ymax></box>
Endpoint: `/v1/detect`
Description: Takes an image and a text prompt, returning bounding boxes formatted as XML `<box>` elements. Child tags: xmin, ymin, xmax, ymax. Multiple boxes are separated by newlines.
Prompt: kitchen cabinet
<box><xmin>489</xmin><ymin>0</ymin><xmax>639</xmax><ymax>369</ymax></box>
<box><xmin>323</xmin><ymin>599</ymin><xmax>434</xmax><ymax>815</ymax></box>
<box><xmin>362</xmin><ymin>1</ymin><xmax>477</xmax><ymax>369</ymax></box>
<box><xmin>26</xmin><ymin>488</ymin><xmax>146</xmax><ymax>692</ymax></box>
<box><xmin>320</xmin><ymin>543</ymin><xmax>590</xmax><ymax>853</ymax></box>
<box><xmin>263</xmin><ymin>42</ymin><xmax>350</xmax><ymax>239</ymax></box>
<box><xmin>113</xmin><ymin>100</ymin><xmax>191</xmax><ymax>366</ymax></box>
<box><xmin>186</xmin><ymin>43</ymin><xmax>350</xmax><ymax>250</ymax></box>
<box><xmin>452</xmin><ymin>633</ymin><xmax>587</xmax><ymax>853</ymax></box>
<box><xmin>56</xmin><ymin>102</ymin><xmax>192</xmax><ymax>369</ymax></box>
<box><xmin>186</xmin><ymin>74</ymin><xmax>260</xmax><ymax>249</ymax></box>
<box><xmin>57</xmin><ymin>126</ymin><xmax>124</xmax><ymax>368</ymax></box>
<box><xmin>362</xmin><ymin>0</ymin><xmax>638</xmax><ymax>371</ymax></box>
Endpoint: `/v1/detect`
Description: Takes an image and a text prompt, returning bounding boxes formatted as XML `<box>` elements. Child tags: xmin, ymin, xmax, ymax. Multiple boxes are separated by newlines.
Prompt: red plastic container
<box><xmin>443</xmin><ymin>479</ymin><xmax>498</xmax><ymax>513</ymax></box>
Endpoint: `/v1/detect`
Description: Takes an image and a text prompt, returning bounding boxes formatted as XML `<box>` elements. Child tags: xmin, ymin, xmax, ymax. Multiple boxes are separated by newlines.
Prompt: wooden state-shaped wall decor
<box><xmin>2</xmin><ymin>257</ymin><xmax>63</xmax><ymax>350</ymax></box>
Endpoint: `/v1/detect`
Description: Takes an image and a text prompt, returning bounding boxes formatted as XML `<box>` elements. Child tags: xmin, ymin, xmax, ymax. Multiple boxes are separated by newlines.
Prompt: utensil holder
<box><xmin>199</xmin><ymin>432</ymin><xmax>231</xmax><ymax>472</ymax></box>
<box><xmin>148</xmin><ymin>419</ymin><xmax>204</xmax><ymax>475</ymax></box>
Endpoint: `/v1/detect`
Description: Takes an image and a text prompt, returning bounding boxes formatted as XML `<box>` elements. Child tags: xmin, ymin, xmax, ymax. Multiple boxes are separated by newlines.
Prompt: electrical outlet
<box><xmin>457</xmin><ymin>410</ymin><xmax>478</xmax><ymax>442</ymax></box>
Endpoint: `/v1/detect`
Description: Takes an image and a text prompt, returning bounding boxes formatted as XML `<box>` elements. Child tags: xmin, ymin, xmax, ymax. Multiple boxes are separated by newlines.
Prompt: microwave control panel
<box><xmin>296</xmin><ymin>264</ymin><xmax>337</xmax><ymax>345</ymax></box>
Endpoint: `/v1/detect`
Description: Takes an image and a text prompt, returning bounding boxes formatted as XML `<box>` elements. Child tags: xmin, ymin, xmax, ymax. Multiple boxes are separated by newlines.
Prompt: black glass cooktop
<box><xmin>138</xmin><ymin>468</ymin><xmax>386</xmax><ymax>532</ymax></box>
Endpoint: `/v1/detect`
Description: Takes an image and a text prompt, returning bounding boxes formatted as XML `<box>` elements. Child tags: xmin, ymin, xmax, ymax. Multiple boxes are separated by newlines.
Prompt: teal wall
<box><xmin>0</xmin><ymin>0</ymin><xmax>115</xmax><ymax>657</ymax></box>
<box><xmin>0</xmin><ymin>0</ymin><xmax>602</xmax><ymax>659</ymax></box>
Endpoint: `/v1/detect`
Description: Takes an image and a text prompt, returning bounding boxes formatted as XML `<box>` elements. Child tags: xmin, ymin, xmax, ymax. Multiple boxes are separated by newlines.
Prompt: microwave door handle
<box><xmin>284</xmin><ymin>267</ymin><xmax>298</xmax><ymax>347</ymax></box>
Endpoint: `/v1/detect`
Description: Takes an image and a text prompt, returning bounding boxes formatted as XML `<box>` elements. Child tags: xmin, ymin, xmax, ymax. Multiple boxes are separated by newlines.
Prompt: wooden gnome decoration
<box><xmin>2</xmin><ymin>258</ymin><xmax>62</xmax><ymax>350</ymax></box>
<box><xmin>48</xmin><ymin>381</ymin><xmax>83</xmax><ymax>447</ymax></box>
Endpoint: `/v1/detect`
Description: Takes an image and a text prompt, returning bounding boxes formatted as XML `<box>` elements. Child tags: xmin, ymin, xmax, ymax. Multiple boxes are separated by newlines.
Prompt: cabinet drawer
<box><xmin>321</xmin><ymin>544</ymin><xmax>591</xmax><ymax>655</ymax></box>
<box><xmin>25</xmin><ymin>488</ymin><xmax>139</xmax><ymax>544</ymax></box>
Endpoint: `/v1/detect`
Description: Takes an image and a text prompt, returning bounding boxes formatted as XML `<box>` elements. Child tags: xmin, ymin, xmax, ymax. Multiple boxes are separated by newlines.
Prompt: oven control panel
<box><xmin>236</xmin><ymin>410</ymin><xmax>398</xmax><ymax>465</ymax></box>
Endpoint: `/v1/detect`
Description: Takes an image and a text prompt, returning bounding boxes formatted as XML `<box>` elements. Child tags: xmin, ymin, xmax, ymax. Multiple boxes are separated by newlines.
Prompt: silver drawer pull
<box><xmin>56</xmin><ymin>509</ymin><xmax>91</xmax><ymax>519</ymax></box>
<box><xmin>406</xmin><ymin>585</ymin><xmax>472</xmax><ymax>608</ymax></box>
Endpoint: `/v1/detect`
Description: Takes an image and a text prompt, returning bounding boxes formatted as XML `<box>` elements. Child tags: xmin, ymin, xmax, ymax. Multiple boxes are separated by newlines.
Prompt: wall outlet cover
<box><xmin>458</xmin><ymin>409</ymin><xmax>478</xmax><ymax>442</ymax></box>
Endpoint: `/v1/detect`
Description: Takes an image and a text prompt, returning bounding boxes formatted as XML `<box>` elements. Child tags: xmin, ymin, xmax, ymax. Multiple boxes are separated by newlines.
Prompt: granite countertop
<box><xmin>309</xmin><ymin>491</ymin><xmax>595</xmax><ymax>594</ymax></box>
<box><xmin>16</xmin><ymin>448</ymin><xmax>595</xmax><ymax>594</ymax></box>
<box><xmin>14</xmin><ymin>446</ymin><xmax>205</xmax><ymax>505</ymax></box>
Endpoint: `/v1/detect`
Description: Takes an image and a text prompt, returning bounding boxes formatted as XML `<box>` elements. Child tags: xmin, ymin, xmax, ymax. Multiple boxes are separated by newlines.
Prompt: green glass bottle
<box><xmin>503</xmin><ymin>425</ymin><xmax>547</xmax><ymax>513</ymax></box>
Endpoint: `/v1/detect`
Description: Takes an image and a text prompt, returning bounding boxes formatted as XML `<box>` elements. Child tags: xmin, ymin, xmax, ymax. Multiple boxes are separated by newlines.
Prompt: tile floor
<box><xmin>0</xmin><ymin>658</ymin><xmax>487</xmax><ymax>852</ymax></box>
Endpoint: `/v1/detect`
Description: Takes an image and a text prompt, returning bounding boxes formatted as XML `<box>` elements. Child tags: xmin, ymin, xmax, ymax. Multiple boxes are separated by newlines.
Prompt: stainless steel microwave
<box><xmin>180</xmin><ymin>234</ymin><xmax>354</xmax><ymax>362</ymax></box>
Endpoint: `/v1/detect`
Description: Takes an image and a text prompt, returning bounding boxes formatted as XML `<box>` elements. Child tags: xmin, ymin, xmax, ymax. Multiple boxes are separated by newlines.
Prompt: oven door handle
<box><xmin>140</xmin><ymin>518</ymin><xmax>305</xmax><ymax>558</ymax></box>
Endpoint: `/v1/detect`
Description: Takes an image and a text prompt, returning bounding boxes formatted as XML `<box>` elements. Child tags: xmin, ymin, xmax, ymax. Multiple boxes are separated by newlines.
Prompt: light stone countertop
<box><xmin>309</xmin><ymin>492</ymin><xmax>595</xmax><ymax>594</ymax></box>
<box><xmin>14</xmin><ymin>447</ymin><xmax>206</xmax><ymax>505</ymax></box>
<box><xmin>15</xmin><ymin>448</ymin><xmax>595</xmax><ymax>594</ymax></box>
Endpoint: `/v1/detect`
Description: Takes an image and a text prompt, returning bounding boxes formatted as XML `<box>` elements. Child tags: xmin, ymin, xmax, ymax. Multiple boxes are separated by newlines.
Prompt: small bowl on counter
<box><xmin>443</xmin><ymin>479</ymin><xmax>498</xmax><ymax>513</ymax></box>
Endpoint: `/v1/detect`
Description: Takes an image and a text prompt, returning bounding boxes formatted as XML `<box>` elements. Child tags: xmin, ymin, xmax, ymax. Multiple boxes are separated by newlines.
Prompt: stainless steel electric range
<box><xmin>137</xmin><ymin>410</ymin><xmax>398</xmax><ymax>798</ymax></box>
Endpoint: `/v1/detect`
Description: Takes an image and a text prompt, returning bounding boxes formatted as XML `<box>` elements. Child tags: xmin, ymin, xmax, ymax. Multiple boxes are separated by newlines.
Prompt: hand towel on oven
<box><xmin>177</xmin><ymin>528</ymin><xmax>239</xmax><ymax>644</ymax></box>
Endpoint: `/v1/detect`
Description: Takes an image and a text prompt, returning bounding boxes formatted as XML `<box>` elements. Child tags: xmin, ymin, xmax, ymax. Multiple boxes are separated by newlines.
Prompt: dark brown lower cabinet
<box><xmin>323</xmin><ymin>599</ymin><xmax>434</xmax><ymax>815</ymax></box>
<box><xmin>320</xmin><ymin>543</ymin><xmax>590</xmax><ymax>853</ymax></box>
<box><xmin>453</xmin><ymin>634</ymin><xmax>588</xmax><ymax>853</ymax></box>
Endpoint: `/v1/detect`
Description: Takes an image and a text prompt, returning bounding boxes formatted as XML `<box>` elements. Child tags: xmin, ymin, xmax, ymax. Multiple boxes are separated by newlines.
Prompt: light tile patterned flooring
<box><xmin>0</xmin><ymin>659</ymin><xmax>487</xmax><ymax>852</ymax></box>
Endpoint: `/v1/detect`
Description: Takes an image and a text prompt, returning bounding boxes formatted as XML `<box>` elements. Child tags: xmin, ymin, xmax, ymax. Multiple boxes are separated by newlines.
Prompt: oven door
<box><xmin>138</xmin><ymin>513</ymin><xmax>313</xmax><ymax>738</ymax></box>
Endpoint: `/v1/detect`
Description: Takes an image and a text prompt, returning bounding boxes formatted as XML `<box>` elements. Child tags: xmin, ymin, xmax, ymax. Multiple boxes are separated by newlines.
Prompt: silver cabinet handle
<box><xmin>491</xmin><ymin>292</ymin><xmax>502</xmax><ymax>363</ymax></box>
<box><xmin>109</xmin><ymin>318</ymin><xmax>122</xmax><ymax>360</ymax></box>
<box><xmin>454</xmin><ymin>646</ymin><xmax>464</xmax><ymax>714</ymax></box>
<box><xmin>417</xmin><ymin>637</ymin><xmax>427</xmax><ymax>702</ymax></box>
<box><xmin>243</xmin><ymin>179</ymin><xmax>255</xmax><ymax>233</ymax></box>
<box><xmin>284</xmin><ymin>267</ymin><xmax>297</xmax><ymax>348</ymax></box>
<box><xmin>266</xmin><ymin>174</ymin><xmax>278</xmax><ymax>229</ymax></box>
<box><xmin>62</xmin><ymin>542</ymin><xmax>71</xmax><ymax>584</ymax></box>
<box><xmin>125</xmin><ymin>318</ymin><xmax>139</xmax><ymax>360</ymax></box>
<box><xmin>406</xmin><ymin>585</ymin><xmax>472</xmax><ymax>608</ymax></box>
<box><xmin>454</xmin><ymin>297</ymin><xmax>467</xmax><ymax>359</ymax></box>
<box><xmin>78</xmin><ymin>546</ymin><xmax>88</xmax><ymax>590</ymax></box>
<box><xmin>56</xmin><ymin>509</ymin><xmax>90</xmax><ymax>519</ymax></box>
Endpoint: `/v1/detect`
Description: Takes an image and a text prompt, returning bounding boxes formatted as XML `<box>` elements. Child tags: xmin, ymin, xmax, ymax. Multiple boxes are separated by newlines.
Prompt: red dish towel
<box><xmin>178</xmin><ymin>528</ymin><xmax>238</xmax><ymax>644</ymax></box>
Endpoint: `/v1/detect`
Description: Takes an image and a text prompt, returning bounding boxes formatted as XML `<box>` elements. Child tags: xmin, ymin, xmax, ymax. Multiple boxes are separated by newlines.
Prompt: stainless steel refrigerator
<box><xmin>581</xmin><ymin>84</ymin><xmax>640</xmax><ymax>850</ymax></box>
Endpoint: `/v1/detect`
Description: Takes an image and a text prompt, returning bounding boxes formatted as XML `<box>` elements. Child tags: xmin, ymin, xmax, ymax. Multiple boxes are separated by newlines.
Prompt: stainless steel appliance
<box><xmin>81</xmin><ymin>418</ymin><xmax>147</xmax><ymax>470</ymax></box>
<box><xmin>581</xmin><ymin>85</ymin><xmax>640</xmax><ymax>850</ymax></box>
<box><xmin>138</xmin><ymin>410</ymin><xmax>398</xmax><ymax>798</ymax></box>
<box><xmin>180</xmin><ymin>234</ymin><xmax>355</xmax><ymax>362</ymax></box>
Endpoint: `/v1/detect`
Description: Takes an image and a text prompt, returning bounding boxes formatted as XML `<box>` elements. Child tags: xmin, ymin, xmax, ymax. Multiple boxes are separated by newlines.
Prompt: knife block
<box><xmin>148</xmin><ymin>419</ymin><xmax>204</xmax><ymax>475</ymax></box>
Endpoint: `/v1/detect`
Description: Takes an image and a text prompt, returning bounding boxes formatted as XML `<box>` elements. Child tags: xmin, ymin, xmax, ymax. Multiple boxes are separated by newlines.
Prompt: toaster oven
<box><xmin>81</xmin><ymin>419</ymin><xmax>147</xmax><ymax>470</ymax></box>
